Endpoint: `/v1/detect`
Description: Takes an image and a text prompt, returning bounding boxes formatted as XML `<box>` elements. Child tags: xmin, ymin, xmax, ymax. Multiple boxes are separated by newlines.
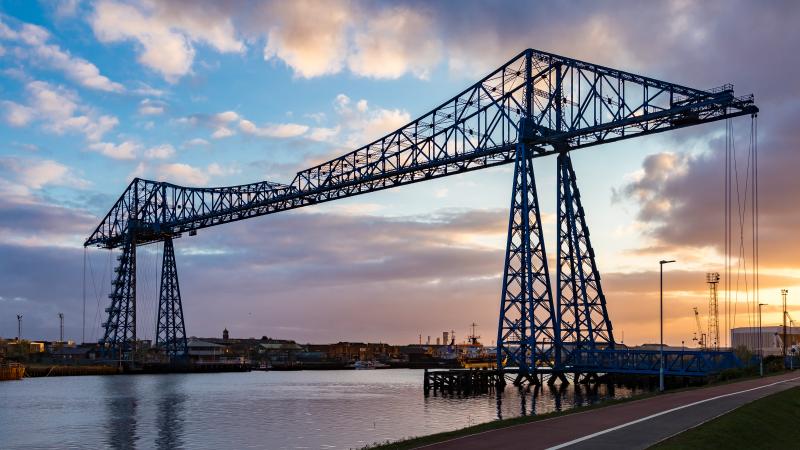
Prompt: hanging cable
<box><xmin>751</xmin><ymin>115</ymin><xmax>759</xmax><ymax>335</ymax></box>
<box><xmin>724</xmin><ymin>119</ymin><xmax>730</xmax><ymax>347</ymax></box>
<box><xmin>82</xmin><ymin>247</ymin><xmax>87</xmax><ymax>344</ymax></box>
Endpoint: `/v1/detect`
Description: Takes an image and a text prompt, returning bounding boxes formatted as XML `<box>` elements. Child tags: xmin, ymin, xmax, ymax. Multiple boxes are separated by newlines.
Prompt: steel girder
<box><xmin>496</xmin><ymin>143</ymin><xmax>556</xmax><ymax>376</ymax></box>
<box><xmin>100</xmin><ymin>235</ymin><xmax>136</xmax><ymax>360</ymax></box>
<box><xmin>84</xmin><ymin>47</ymin><xmax>758</xmax><ymax>372</ymax></box>
<box><xmin>156</xmin><ymin>237</ymin><xmax>188</xmax><ymax>359</ymax></box>
<box><xmin>85</xmin><ymin>49</ymin><xmax>757</xmax><ymax>249</ymax></box>
<box><xmin>555</xmin><ymin>152</ymin><xmax>614</xmax><ymax>363</ymax></box>
<box><xmin>564</xmin><ymin>348</ymin><xmax>741</xmax><ymax>376</ymax></box>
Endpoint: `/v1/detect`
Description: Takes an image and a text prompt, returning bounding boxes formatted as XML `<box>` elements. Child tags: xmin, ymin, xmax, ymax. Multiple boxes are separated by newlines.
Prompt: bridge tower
<box><xmin>556</xmin><ymin>152</ymin><xmax>615</xmax><ymax>371</ymax></box>
<box><xmin>101</xmin><ymin>234</ymin><xmax>137</xmax><ymax>361</ymax></box>
<box><xmin>156</xmin><ymin>237</ymin><xmax>188</xmax><ymax>359</ymax></box>
<box><xmin>496</xmin><ymin>142</ymin><xmax>556</xmax><ymax>385</ymax></box>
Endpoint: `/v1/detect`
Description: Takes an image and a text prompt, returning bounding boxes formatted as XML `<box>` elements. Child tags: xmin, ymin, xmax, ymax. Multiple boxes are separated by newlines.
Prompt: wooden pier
<box><xmin>424</xmin><ymin>368</ymin><xmax>504</xmax><ymax>396</ymax></box>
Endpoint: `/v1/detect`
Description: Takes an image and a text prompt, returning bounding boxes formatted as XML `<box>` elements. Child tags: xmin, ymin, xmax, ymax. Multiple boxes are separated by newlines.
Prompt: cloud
<box><xmin>155</xmin><ymin>162</ymin><xmax>209</xmax><ymax>185</ymax></box>
<box><xmin>333</xmin><ymin>93</ymin><xmax>410</xmax><ymax>145</ymax></box>
<box><xmin>615</xmin><ymin>105</ymin><xmax>800</xmax><ymax>270</ymax></box>
<box><xmin>53</xmin><ymin>0</ymin><xmax>80</xmax><ymax>18</ymax></box>
<box><xmin>214</xmin><ymin>110</ymin><xmax>239</xmax><ymax>123</ymax></box>
<box><xmin>0</xmin><ymin>19</ymin><xmax>123</xmax><ymax>92</ymax></box>
<box><xmin>88</xmin><ymin>140</ymin><xmax>139</xmax><ymax>160</ymax></box>
<box><xmin>346</xmin><ymin>5</ymin><xmax>441</xmax><ymax>79</ymax></box>
<box><xmin>181</xmin><ymin>110</ymin><xmax>321</xmax><ymax>141</ymax></box>
<box><xmin>90</xmin><ymin>0</ymin><xmax>242</xmax><ymax>82</ymax></box>
<box><xmin>138</xmin><ymin>98</ymin><xmax>166</xmax><ymax>115</ymax></box>
<box><xmin>1</xmin><ymin>100</ymin><xmax>35</xmax><ymax>126</ymax></box>
<box><xmin>178</xmin><ymin>110</ymin><xmax>241</xmax><ymax>139</ymax></box>
<box><xmin>3</xmin><ymin>80</ymin><xmax>120</xmax><ymax>144</ymax></box>
<box><xmin>211</xmin><ymin>126</ymin><xmax>234</xmax><ymax>139</ymax></box>
<box><xmin>0</xmin><ymin>156</ymin><xmax>90</xmax><ymax>191</ymax></box>
<box><xmin>206</xmin><ymin>162</ymin><xmax>239</xmax><ymax>177</ymax></box>
<box><xmin>307</xmin><ymin>126</ymin><xmax>340</xmax><ymax>142</ymax></box>
<box><xmin>238</xmin><ymin>119</ymin><xmax>308</xmax><ymax>138</ymax></box>
<box><xmin>132</xmin><ymin>160</ymin><xmax>238</xmax><ymax>186</ymax></box>
<box><xmin>144</xmin><ymin>144</ymin><xmax>175</xmax><ymax>160</ymax></box>
<box><xmin>183</xmin><ymin>138</ymin><xmax>209</xmax><ymax>147</ymax></box>
<box><xmin>259</xmin><ymin>0</ymin><xmax>350</xmax><ymax>78</ymax></box>
<box><xmin>613</xmin><ymin>152</ymin><xmax>689</xmax><ymax>221</ymax></box>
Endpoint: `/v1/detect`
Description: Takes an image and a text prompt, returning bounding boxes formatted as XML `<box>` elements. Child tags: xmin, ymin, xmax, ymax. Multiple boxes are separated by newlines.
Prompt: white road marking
<box><xmin>546</xmin><ymin>375</ymin><xmax>800</xmax><ymax>449</ymax></box>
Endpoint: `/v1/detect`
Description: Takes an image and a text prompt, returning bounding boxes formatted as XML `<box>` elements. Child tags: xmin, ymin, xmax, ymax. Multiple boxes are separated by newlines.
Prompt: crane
<box><xmin>693</xmin><ymin>307</ymin><xmax>706</xmax><ymax>350</ymax></box>
<box><xmin>85</xmin><ymin>48</ymin><xmax>757</xmax><ymax>378</ymax></box>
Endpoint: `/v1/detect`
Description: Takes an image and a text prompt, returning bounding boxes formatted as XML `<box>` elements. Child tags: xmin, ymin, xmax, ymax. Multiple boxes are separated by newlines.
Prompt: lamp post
<box><xmin>781</xmin><ymin>289</ymin><xmax>788</xmax><ymax>358</ymax></box>
<box><xmin>659</xmin><ymin>259</ymin><xmax>676</xmax><ymax>392</ymax></box>
<box><xmin>758</xmin><ymin>303</ymin><xmax>767</xmax><ymax>377</ymax></box>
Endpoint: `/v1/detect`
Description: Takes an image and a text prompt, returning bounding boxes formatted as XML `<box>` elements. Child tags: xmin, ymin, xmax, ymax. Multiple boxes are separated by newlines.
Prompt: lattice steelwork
<box><xmin>85</xmin><ymin>49</ymin><xmax>756</xmax><ymax>250</ymax></box>
<box><xmin>496</xmin><ymin>143</ymin><xmax>555</xmax><ymax>379</ymax></box>
<box><xmin>556</xmin><ymin>152</ymin><xmax>614</xmax><ymax>362</ymax></box>
<box><xmin>86</xmin><ymin>48</ymin><xmax>757</xmax><ymax>372</ymax></box>
<box><xmin>156</xmin><ymin>237</ymin><xmax>188</xmax><ymax>359</ymax></box>
<box><xmin>707</xmin><ymin>272</ymin><xmax>720</xmax><ymax>351</ymax></box>
<box><xmin>100</xmin><ymin>236</ymin><xmax>136</xmax><ymax>360</ymax></box>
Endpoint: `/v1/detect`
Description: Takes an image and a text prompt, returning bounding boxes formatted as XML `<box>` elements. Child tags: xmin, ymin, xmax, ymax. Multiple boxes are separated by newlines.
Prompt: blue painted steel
<box><xmin>100</xmin><ymin>234</ymin><xmax>136</xmax><ymax>360</ymax></box>
<box><xmin>556</xmin><ymin>152</ymin><xmax>614</xmax><ymax>363</ymax></box>
<box><xmin>85</xmin><ymin>48</ymin><xmax>758</xmax><ymax>370</ymax></box>
<box><xmin>156</xmin><ymin>237</ymin><xmax>188</xmax><ymax>359</ymax></box>
<box><xmin>84</xmin><ymin>49</ymin><xmax>757</xmax><ymax>250</ymax></box>
<box><xmin>496</xmin><ymin>143</ymin><xmax>556</xmax><ymax>376</ymax></box>
<box><xmin>563</xmin><ymin>348</ymin><xmax>742</xmax><ymax>376</ymax></box>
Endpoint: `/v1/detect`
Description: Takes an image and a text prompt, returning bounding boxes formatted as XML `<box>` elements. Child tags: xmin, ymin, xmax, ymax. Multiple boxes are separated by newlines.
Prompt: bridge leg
<box><xmin>555</xmin><ymin>152</ymin><xmax>615</xmax><ymax>374</ymax></box>
<box><xmin>101</xmin><ymin>234</ymin><xmax>137</xmax><ymax>362</ymax></box>
<box><xmin>496</xmin><ymin>142</ymin><xmax>556</xmax><ymax>384</ymax></box>
<box><xmin>156</xmin><ymin>237</ymin><xmax>188</xmax><ymax>360</ymax></box>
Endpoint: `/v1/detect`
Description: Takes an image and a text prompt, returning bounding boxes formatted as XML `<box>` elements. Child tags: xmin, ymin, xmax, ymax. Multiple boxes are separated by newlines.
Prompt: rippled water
<box><xmin>0</xmin><ymin>370</ymin><xmax>649</xmax><ymax>449</ymax></box>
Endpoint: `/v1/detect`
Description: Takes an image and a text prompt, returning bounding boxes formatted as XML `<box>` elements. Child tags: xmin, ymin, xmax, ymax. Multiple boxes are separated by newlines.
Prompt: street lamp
<box><xmin>758</xmin><ymin>303</ymin><xmax>767</xmax><ymax>377</ymax></box>
<box><xmin>16</xmin><ymin>314</ymin><xmax>23</xmax><ymax>341</ymax></box>
<box><xmin>659</xmin><ymin>259</ymin><xmax>676</xmax><ymax>392</ymax></box>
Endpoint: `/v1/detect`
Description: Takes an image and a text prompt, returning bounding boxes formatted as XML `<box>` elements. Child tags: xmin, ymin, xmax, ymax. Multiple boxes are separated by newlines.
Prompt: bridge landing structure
<box><xmin>85</xmin><ymin>49</ymin><xmax>757</xmax><ymax>377</ymax></box>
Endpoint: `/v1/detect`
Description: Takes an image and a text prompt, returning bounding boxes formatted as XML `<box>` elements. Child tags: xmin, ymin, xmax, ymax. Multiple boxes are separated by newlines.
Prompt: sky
<box><xmin>0</xmin><ymin>0</ymin><xmax>798</xmax><ymax>347</ymax></box>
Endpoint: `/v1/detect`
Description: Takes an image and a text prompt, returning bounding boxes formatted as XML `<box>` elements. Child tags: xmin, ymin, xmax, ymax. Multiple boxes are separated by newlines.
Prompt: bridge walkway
<box><xmin>420</xmin><ymin>371</ymin><xmax>800</xmax><ymax>450</ymax></box>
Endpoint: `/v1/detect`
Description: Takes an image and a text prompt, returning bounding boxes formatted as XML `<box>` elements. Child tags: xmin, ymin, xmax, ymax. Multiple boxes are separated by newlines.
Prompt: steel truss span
<box><xmin>86</xmin><ymin>48</ymin><xmax>758</xmax><ymax>375</ymax></box>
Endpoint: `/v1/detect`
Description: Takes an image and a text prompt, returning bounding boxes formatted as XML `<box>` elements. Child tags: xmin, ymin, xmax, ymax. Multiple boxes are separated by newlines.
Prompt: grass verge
<box><xmin>365</xmin><ymin>370</ymin><xmax>793</xmax><ymax>450</ymax></box>
<box><xmin>651</xmin><ymin>386</ymin><xmax>800</xmax><ymax>449</ymax></box>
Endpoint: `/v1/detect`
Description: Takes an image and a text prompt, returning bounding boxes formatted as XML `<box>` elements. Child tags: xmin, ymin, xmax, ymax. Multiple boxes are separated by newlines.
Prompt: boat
<box><xmin>352</xmin><ymin>360</ymin><xmax>390</xmax><ymax>370</ymax></box>
<box><xmin>0</xmin><ymin>362</ymin><xmax>25</xmax><ymax>381</ymax></box>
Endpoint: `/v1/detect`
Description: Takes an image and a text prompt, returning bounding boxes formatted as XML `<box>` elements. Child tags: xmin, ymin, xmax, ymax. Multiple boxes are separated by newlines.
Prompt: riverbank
<box><xmin>23</xmin><ymin>364</ymin><xmax>120</xmax><ymax>377</ymax></box>
<box><xmin>653</xmin><ymin>386</ymin><xmax>800</xmax><ymax>449</ymax></box>
<box><xmin>367</xmin><ymin>370</ymin><xmax>796</xmax><ymax>450</ymax></box>
<box><xmin>0</xmin><ymin>362</ymin><xmax>25</xmax><ymax>380</ymax></box>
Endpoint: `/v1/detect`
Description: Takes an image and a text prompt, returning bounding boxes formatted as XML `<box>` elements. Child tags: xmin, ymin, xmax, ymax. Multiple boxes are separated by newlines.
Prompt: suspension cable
<box><xmin>82</xmin><ymin>247</ymin><xmax>86</xmax><ymax>344</ymax></box>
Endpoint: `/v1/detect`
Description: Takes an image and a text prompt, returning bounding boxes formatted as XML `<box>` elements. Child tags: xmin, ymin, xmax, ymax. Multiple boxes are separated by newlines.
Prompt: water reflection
<box><xmin>155</xmin><ymin>376</ymin><xmax>186</xmax><ymax>449</ymax></box>
<box><xmin>104</xmin><ymin>377</ymin><xmax>139</xmax><ymax>449</ymax></box>
<box><xmin>2</xmin><ymin>370</ymin><xmax>654</xmax><ymax>449</ymax></box>
<box><xmin>487</xmin><ymin>376</ymin><xmax>646</xmax><ymax>420</ymax></box>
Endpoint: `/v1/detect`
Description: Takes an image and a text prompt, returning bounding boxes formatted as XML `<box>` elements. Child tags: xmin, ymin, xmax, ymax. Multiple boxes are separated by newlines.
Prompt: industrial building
<box><xmin>731</xmin><ymin>326</ymin><xmax>800</xmax><ymax>356</ymax></box>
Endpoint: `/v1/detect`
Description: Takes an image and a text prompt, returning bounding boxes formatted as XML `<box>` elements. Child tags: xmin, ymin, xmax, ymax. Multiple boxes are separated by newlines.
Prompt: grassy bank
<box><xmin>652</xmin><ymin>386</ymin><xmax>800</xmax><ymax>449</ymax></box>
<box><xmin>366</xmin><ymin>371</ymin><xmax>792</xmax><ymax>450</ymax></box>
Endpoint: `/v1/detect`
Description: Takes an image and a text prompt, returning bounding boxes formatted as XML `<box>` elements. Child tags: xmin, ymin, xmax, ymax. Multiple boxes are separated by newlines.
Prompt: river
<box><xmin>0</xmin><ymin>370</ymin><xmax>649</xmax><ymax>449</ymax></box>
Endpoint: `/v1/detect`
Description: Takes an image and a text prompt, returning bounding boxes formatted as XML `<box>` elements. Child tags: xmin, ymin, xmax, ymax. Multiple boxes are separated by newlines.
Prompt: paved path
<box><xmin>420</xmin><ymin>372</ymin><xmax>800</xmax><ymax>450</ymax></box>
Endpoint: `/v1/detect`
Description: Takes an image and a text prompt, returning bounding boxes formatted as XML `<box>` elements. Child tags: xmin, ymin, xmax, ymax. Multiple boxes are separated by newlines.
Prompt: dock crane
<box><xmin>693</xmin><ymin>307</ymin><xmax>706</xmax><ymax>349</ymax></box>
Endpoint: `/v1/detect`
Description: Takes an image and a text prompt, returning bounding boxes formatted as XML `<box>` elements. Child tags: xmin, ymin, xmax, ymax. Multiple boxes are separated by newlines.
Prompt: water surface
<box><xmin>0</xmin><ymin>370</ymin><xmax>648</xmax><ymax>449</ymax></box>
